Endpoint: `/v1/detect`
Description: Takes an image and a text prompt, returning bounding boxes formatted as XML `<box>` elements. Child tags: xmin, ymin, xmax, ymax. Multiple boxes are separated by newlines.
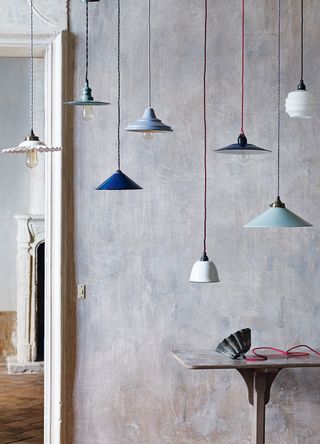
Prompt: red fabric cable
<box><xmin>245</xmin><ymin>345</ymin><xmax>320</xmax><ymax>362</ymax></box>
<box><xmin>240</xmin><ymin>0</ymin><xmax>245</xmax><ymax>135</ymax></box>
<box><xmin>203</xmin><ymin>0</ymin><xmax>208</xmax><ymax>254</ymax></box>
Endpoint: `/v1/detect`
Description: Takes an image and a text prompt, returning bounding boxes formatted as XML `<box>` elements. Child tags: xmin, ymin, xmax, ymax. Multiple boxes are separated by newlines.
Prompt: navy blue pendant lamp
<box><xmin>64</xmin><ymin>0</ymin><xmax>110</xmax><ymax>121</ymax></box>
<box><xmin>190</xmin><ymin>0</ymin><xmax>219</xmax><ymax>284</ymax></box>
<box><xmin>96</xmin><ymin>0</ymin><xmax>142</xmax><ymax>191</ymax></box>
<box><xmin>245</xmin><ymin>0</ymin><xmax>312</xmax><ymax>228</ymax></box>
<box><xmin>215</xmin><ymin>0</ymin><xmax>271</xmax><ymax>161</ymax></box>
<box><xmin>125</xmin><ymin>0</ymin><xmax>172</xmax><ymax>138</ymax></box>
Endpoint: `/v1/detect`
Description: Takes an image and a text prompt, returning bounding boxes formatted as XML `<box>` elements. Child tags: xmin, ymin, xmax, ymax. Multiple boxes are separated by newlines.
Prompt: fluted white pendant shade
<box><xmin>285</xmin><ymin>88</ymin><xmax>316</xmax><ymax>118</ymax></box>
<box><xmin>2</xmin><ymin>137</ymin><xmax>61</xmax><ymax>154</ymax></box>
<box><xmin>285</xmin><ymin>1</ymin><xmax>316</xmax><ymax>119</ymax></box>
<box><xmin>2</xmin><ymin>131</ymin><xmax>62</xmax><ymax>169</ymax></box>
<box><xmin>190</xmin><ymin>254</ymin><xmax>220</xmax><ymax>283</ymax></box>
<box><xmin>2</xmin><ymin>0</ymin><xmax>62</xmax><ymax>166</ymax></box>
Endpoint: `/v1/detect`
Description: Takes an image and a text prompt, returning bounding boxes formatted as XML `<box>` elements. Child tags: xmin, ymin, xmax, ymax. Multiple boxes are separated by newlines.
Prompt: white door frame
<box><xmin>0</xmin><ymin>31</ymin><xmax>70</xmax><ymax>444</ymax></box>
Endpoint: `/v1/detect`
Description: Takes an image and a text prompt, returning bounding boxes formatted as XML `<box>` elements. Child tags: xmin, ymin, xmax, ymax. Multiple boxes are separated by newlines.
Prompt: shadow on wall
<box><xmin>61</xmin><ymin>32</ymin><xmax>77</xmax><ymax>444</ymax></box>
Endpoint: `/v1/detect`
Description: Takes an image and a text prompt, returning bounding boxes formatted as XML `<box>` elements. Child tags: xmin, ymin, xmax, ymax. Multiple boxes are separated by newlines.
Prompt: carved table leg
<box><xmin>237</xmin><ymin>368</ymin><xmax>281</xmax><ymax>444</ymax></box>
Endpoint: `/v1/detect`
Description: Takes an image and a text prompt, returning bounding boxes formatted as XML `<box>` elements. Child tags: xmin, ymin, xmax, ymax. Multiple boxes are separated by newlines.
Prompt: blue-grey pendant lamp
<box><xmin>190</xmin><ymin>0</ymin><xmax>219</xmax><ymax>284</ymax></box>
<box><xmin>2</xmin><ymin>0</ymin><xmax>62</xmax><ymax>168</ymax></box>
<box><xmin>245</xmin><ymin>0</ymin><xmax>312</xmax><ymax>228</ymax></box>
<box><xmin>64</xmin><ymin>0</ymin><xmax>110</xmax><ymax>121</ymax></box>
<box><xmin>96</xmin><ymin>0</ymin><xmax>142</xmax><ymax>191</ymax></box>
<box><xmin>215</xmin><ymin>0</ymin><xmax>271</xmax><ymax>161</ymax></box>
<box><xmin>125</xmin><ymin>0</ymin><xmax>172</xmax><ymax>138</ymax></box>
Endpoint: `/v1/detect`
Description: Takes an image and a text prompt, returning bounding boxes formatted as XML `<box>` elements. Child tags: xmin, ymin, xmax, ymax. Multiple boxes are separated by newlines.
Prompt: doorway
<box><xmin>0</xmin><ymin>31</ymin><xmax>69</xmax><ymax>444</ymax></box>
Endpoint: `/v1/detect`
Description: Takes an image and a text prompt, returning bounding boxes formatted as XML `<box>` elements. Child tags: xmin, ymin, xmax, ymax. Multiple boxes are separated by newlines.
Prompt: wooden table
<box><xmin>172</xmin><ymin>350</ymin><xmax>320</xmax><ymax>444</ymax></box>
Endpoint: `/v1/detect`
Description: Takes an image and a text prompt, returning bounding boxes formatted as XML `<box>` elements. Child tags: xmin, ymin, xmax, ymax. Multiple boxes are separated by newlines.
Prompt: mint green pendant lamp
<box><xmin>245</xmin><ymin>0</ymin><xmax>312</xmax><ymax>229</ymax></box>
<box><xmin>64</xmin><ymin>0</ymin><xmax>110</xmax><ymax>120</ymax></box>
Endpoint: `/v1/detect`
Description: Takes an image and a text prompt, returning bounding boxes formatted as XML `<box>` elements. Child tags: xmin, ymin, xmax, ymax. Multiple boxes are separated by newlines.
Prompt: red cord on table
<box><xmin>245</xmin><ymin>345</ymin><xmax>320</xmax><ymax>362</ymax></box>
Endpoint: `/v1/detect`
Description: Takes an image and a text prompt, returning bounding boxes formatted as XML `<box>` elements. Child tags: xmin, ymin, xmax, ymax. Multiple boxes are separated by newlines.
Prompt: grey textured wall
<box><xmin>70</xmin><ymin>1</ymin><xmax>320</xmax><ymax>442</ymax></box>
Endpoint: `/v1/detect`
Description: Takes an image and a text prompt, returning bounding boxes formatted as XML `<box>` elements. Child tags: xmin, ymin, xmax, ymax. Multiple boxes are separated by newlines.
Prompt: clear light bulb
<box><xmin>26</xmin><ymin>149</ymin><xmax>38</xmax><ymax>169</ymax></box>
<box><xmin>143</xmin><ymin>131</ymin><xmax>154</xmax><ymax>140</ymax></box>
<box><xmin>238</xmin><ymin>151</ymin><xmax>249</xmax><ymax>162</ymax></box>
<box><xmin>83</xmin><ymin>105</ymin><xmax>94</xmax><ymax>121</ymax></box>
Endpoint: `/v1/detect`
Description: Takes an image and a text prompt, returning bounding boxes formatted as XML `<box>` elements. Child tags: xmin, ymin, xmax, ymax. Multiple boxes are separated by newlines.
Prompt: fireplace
<box><xmin>7</xmin><ymin>157</ymin><xmax>46</xmax><ymax>374</ymax></box>
<box><xmin>7</xmin><ymin>215</ymin><xmax>45</xmax><ymax>373</ymax></box>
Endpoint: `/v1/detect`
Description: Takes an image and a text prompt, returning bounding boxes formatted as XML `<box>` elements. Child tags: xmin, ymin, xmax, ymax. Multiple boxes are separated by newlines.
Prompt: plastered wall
<box><xmin>69</xmin><ymin>1</ymin><xmax>320</xmax><ymax>442</ymax></box>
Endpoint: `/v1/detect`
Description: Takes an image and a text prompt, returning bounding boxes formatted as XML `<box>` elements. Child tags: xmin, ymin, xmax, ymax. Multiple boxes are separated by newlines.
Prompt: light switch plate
<box><xmin>77</xmin><ymin>284</ymin><xmax>86</xmax><ymax>299</ymax></box>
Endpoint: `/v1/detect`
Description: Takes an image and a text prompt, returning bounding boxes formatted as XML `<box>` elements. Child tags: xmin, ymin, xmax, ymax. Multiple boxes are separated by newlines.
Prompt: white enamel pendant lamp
<box><xmin>190</xmin><ymin>0</ymin><xmax>219</xmax><ymax>284</ymax></box>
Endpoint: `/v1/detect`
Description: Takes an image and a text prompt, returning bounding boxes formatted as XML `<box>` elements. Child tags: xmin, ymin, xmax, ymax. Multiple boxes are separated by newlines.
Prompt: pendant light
<box><xmin>96</xmin><ymin>0</ymin><xmax>142</xmax><ymax>191</ymax></box>
<box><xmin>2</xmin><ymin>0</ymin><xmax>62</xmax><ymax>168</ymax></box>
<box><xmin>285</xmin><ymin>0</ymin><xmax>316</xmax><ymax>118</ymax></box>
<box><xmin>190</xmin><ymin>0</ymin><xmax>219</xmax><ymax>284</ymax></box>
<box><xmin>125</xmin><ymin>0</ymin><xmax>172</xmax><ymax>138</ymax></box>
<box><xmin>244</xmin><ymin>0</ymin><xmax>312</xmax><ymax>228</ymax></box>
<box><xmin>215</xmin><ymin>0</ymin><xmax>271</xmax><ymax>161</ymax></box>
<box><xmin>64</xmin><ymin>0</ymin><xmax>110</xmax><ymax>121</ymax></box>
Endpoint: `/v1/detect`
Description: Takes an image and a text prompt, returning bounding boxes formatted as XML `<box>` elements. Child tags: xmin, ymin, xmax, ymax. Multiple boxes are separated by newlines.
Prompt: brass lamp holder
<box><xmin>270</xmin><ymin>196</ymin><xmax>286</xmax><ymax>208</ymax></box>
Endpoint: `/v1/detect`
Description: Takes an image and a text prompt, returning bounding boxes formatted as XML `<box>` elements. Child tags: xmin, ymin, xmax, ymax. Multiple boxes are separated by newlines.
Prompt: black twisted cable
<box><xmin>277</xmin><ymin>0</ymin><xmax>281</xmax><ymax>198</ymax></box>
<box><xmin>30</xmin><ymin>0</ymin><xmax>34</xmax><ymax>133</ymax></box>
<box><xmin>117</xmin><ymin>0</ymin><xmax>121</xmax><ymax>170</ymax></box>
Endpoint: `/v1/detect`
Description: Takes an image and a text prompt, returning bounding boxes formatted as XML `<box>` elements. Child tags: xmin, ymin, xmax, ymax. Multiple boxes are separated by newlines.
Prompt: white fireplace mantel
<box><xmin>7</xmin><ymin>214</ymin><xmax>45</xmax><ymax>374</ymax></box>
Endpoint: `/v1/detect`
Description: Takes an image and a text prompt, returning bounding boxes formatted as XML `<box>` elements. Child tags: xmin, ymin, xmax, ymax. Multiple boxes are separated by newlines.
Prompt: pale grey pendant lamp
<box><xmin>190</xmin><ymin>0</ymin><xmax>219</xmax><ymax>283</ymax></box>
<box><xmin>285</xmin><ymin>0</ymin><xmax>316</xmax><ymax>119</ymax></box>
<box><xmin>2</xmin><ymin>0</ymin><xmax>62</xmax><ymax>168</ymax></box>
<box><xmin>64</xmin><ymin>0</ymin><xmax>110</xmax><ymax>121</ymax></box>
<box><xmin>244</xmin><ymin>0</ymin><xmax>312</xmax><ymax>228</ymax></box>
<box><xmin>126</xmin><ymin>0</ymin><xmax>172</xmax><ymax>138</ymax></box>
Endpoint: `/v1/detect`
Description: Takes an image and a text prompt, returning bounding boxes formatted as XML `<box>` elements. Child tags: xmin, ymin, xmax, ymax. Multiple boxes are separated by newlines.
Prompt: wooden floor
<box><xmin>0</xmin><ymin>365</ymin><xmax>44</xmax><ymax>443</ymax></box>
